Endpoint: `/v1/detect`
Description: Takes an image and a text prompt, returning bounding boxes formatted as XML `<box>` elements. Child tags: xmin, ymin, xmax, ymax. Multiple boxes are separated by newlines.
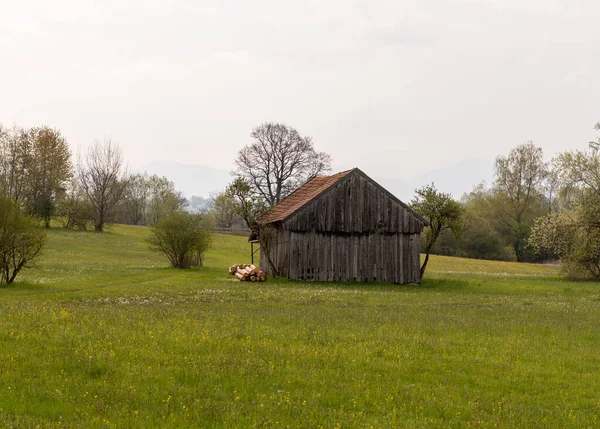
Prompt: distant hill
<box><xmin>135</xmin><ymin>158</ymin><xmax>494</xmax><ymax>203</ymax></box>
<box><xmin>375</xmin><ymin>158</ymin><xmax>494</xmax><ymax>203</ymax></box>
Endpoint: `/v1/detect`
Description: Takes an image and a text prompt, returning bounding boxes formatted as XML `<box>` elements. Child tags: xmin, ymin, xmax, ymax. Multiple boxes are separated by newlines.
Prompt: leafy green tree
<box><xmin>0</xmin><ymin>195</ymin><xmax>46</xmax><ymax>285</ymax></box>
<box><xmin>532</xmin><ymin>133</ymin><xmax>600</xmax><ymax>279</ymax></box>
<box><xmin>458</xmin><ymin>184</ymin><xmax>511</xmax><ymax>260</ymax></box>
<box><xmin>146</xmin><ymin>175</ymin><xmax>186</xmax><ymax>226</ymax></box>
<box><xmin>120</xmin><ymin>173</ymin><xmax>151</xmax><ymax>226</ymax></box>
<box><xmin>226</xmin><ymin>177</ymin><xmax>280</xmax><ymax>275</ymax></box>
<box><xmin>0</xmin><ymin>125</ymin><xmax>32</xmax><ymax>204</ymax></box>
<box><xmin>116</xmin><ymin>173</ymin><xmax>186</xmax><ymax>226</ymax></box>
<box><xmin>0</xmin><ymin>125</ymin><xmax>72</xmax><ymax>226</ymax></box>
<box><xmin>458</xmin><ymin>223</ymin><xmax>513</xmax><ymax>261</ymax></box>
<box><xmin>28</xmin><ymin>126</ymin><xmax>72</xmax><ymax>227</ymax></box>
<box><xmin>225</xmin><ymin>177</ymin><xmax>268</xmax><ymax>231</ymax></box>
<box><xmin>555</xmin><ymin>143</ymin><xmax>600</xmax><ymax>200</ymax></box>
<box><xmin>493</xmin><ymin>142</ymin><xmax>547</xmax><ymax>261</ymax></box>
<box><xmin>211</xmin><ymin>191</ymin><xmax>239</xmax><ymax>228</ymax></box>
<box><xmin>147</xmin><ymin>212</ymin><xmax>212</xmax><ymax>268</ymax></box>
<box><xmin>56</xmin><ymin>179</ymin><xmax>94</xmax><ymax>230</ymax></box>
<box><xmin>529</xmin><ymin>206</ymin><xmax>600</xmax><ymax>279</ymax></box>
<box><xmin>411</xmin><ymin>184</ymin><xmax>464</xmax><ymax>277</ymax></box>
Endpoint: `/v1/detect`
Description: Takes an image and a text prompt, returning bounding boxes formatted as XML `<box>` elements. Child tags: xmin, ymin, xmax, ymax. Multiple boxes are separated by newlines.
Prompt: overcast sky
<box><xmin>1</xmin><ymin>0</ymin><xmax>599</xmax><ymax>181</ymax></box>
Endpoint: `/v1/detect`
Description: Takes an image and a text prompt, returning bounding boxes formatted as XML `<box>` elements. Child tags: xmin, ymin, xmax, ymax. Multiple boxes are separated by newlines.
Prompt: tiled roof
<box><xmin>258</xmin><ymin>169</ymin><xmax>354</xmax><ymax>224</ymax></box>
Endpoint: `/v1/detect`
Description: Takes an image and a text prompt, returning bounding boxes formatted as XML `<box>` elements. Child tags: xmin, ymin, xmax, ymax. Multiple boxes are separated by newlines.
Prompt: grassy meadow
<box><xmin>2</xmin><ymin>225</ymin><xmax>600</xmax><ymax>428</ymax></box>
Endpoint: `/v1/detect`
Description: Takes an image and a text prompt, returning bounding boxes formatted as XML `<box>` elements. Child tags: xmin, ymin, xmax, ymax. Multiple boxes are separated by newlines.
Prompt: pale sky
<box><xmin>1</xmin><ymin>0</ymin><xmax>599</xmax><ymax>182</ymax></box>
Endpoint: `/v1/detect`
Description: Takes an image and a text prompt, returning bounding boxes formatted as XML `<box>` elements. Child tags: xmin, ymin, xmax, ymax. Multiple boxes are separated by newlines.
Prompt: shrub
<box><xmin>147</xmin><ymin>212</ymin><xmax>212</xmax><ymax>268</ymax></box>
<box><xmin>529</xmin><ymin>210</ymin><xmax>600</xmax><ymax>279</ymax></box>
<box><xmin>0</xmin><ymin>195</ymin><xmax>46</xmax><ymax>285</ymax></box>
<box><xmin>459</xmin><ymin>225</ymin><xmax>516</xmax><ymax>261</ymax></box>
<box><xmin>56</xmin><ymin>181</ymin><xmax>95</xmax><ymax>230</ymax></box>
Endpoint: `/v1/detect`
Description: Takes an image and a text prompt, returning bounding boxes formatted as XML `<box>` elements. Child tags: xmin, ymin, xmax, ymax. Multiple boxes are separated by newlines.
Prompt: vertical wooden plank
<box><xmin>309</xmin><ymin>231</ymin><xmax>315</xmax><ymax>280</ymax></box>
<box><xmin>357</xmin><ymin>176</ymin><xmax>363</xmax><ymax>233</ymax></box>
<box><xmin>369</xmin><ymin>233</ymin><xmax>374</xmax><ymax>281</ymax></box>
<box><xmin>325</xmin><ymin>234</ymin><xmax>330</xmax><ymax>281</ymax></box>
<box><xmin>300</xmin><ymin>234</ymin><xmax>306</xmax><ymax>280</ymax></box>
<box><xmin>398</xmin><ymin>234</ymin><xmax>404</xmax><ymax>284</ymax></box>
<box><xmin>353</xmin><ymin>234</ymin><xmax>359</xmax><ymax>281</ymax></box>
<box><xmin>291</xmin><ymin>232</ymin><xmax>296</xmax><ymax>280</ymax></box>
<box><xmin>318</xmin><ymin>233</ymin><xmax>325</xmax><ymax>281</ymax></box>
<box><xmin>371</xmin><ymin>233</ymin><xmax>376</xmax><ymax>281</ymax></box>
<box><xmin>321</xmin><ymin>233</ymin><xmax>327</xmax><ymax>282</ymax></box>
<box><xmin>340</xmin><ymin>181</ymin><xmax>345</xmax><ymax>232</ymax></box>
<box><xmin>328</xmin><ymin>233</ymin><xmax>333</xmax><ymax>281</ymax></box>
<box><xmin>335</xmin><ymin>234</ymin><xmax>340</xmax><ymax>282</ymax></box>
<box><xmin>407</xmin><ymin>234</ymin><xmax>413</xmax><ymax>283</ymax></box>
<box><xmin>391</xmin><ymin>202</ymin><xmax>398</xmax><ymax>234</ymax></box>
<box><xmin>372</xmin><ymin>234</ymin><xmax>377</xmax><ymax>282</ymax></box>
<box><xmin>288</xmin><ymin>232</ymin><xmax>294</xmax><ymax>279</ymax></box>
<box><xmin>403</xmin><ymin>234</ymin><xmax>411</xmax><ymax>283</ymax></box>
<box><xmin>384</xmin><ymin>234</ymin><xmax>391</xmax><ymax>283</ymax></box>
<box><xmin>381</xmin><ymin>234</ymin><xmax>387</xmax><ymax>283</ymax></box>
<box><xmin>392</xmin><ymin>233</ymin><xmax>398</xmax><ymax>284</ymax></box>
<box><xmin>363</xmin><ymin>177</ymin><xmax>368</xmax><ymax>233</ymax></box>
<box><xmin>345</xmin><ymin>234</ymin><xmax>351</xmax><ymax>282</ymax></box>
<box><xmin>380</xmin><ymin>234</ymin><xmax>385</xmax><ymax>283</ymax></box>
<box><xmin>377</xmin><ymin>233</ymin><xmax>383</xmax><ymax>282</ymax></box>
<box><xmin>339</xmin><ymin>234</ymin><xmax>344</xmax><ymax>282</ymax></box>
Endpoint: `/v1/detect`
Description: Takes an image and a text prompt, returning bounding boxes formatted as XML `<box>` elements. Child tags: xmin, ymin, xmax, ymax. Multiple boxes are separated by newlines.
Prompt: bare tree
<box><xmin>234</xmin><ymin>122</ymin><xmax>331</xmax><ymax>205</ymax></box>
<box><xmin>77</xmin><ymin>139</ymin><xmax>127</xmax><ymax>232</ymax></box>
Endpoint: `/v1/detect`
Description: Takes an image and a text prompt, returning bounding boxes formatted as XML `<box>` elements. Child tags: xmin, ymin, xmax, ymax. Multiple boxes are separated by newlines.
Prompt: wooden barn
<box><xmin>256</xmin><ymin>168</ymin><xmax>427</xmax><ymax>284</ymax></box>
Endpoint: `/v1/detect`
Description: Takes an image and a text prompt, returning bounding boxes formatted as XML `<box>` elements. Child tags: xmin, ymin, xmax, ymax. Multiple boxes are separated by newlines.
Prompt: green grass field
<box><xmin>1</xmin><ymin>225</ymin><xmax>599</xmax><ymax>428</ymax></box>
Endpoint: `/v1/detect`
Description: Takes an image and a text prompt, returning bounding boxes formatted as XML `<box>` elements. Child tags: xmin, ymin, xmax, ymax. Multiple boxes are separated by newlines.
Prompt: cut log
<box><xmin>228</xmin><ymin>263</ymin><xmax>267</xmax><ymax>281</ymax></box>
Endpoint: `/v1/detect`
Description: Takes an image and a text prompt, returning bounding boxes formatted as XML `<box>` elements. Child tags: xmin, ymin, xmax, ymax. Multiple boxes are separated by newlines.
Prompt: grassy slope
<box><xmin>1</xmin><ymin>225</ymin><xmax>599</xmax><ymax>428</ymax></box>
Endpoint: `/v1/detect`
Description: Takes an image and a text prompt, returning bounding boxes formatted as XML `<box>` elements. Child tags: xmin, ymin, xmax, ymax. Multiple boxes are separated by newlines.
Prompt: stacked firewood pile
<box><xmin>228</xmin><ymin>264</ymin><xmax>267</xmax><ymax>282</ymax></box>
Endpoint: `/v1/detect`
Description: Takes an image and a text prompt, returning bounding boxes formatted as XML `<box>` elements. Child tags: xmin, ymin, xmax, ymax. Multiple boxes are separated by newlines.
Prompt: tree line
<box><xmin>0</xmin><ymin>123</ymin><xmax>193</xmax><ymax>284</ymax></box>
<box><xmin>216</xmin><ymin>121</ymin><xmax>600</xmax><ymax>280</ymax></box>
<box><xmin>414</xmin><ymin>122</ymin><xmax>600</xmax><ymax>279</ymax></box>
<box><xmin>3</xmin><ymin>119</ymin><xmax>598</xmax><ymax>282</ymax></box>
<box><xmin>0</xmin><ymin>124</ymin><xmax>188</xmax><ymax>233</ymax></box>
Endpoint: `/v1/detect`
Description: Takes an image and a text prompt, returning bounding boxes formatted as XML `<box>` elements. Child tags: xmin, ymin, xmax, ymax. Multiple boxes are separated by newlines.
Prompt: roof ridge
<box><xmin>257</xmin><ymin>167</ymin><xmax>428</xmax><ymax>227</ymax></box>
<box><xmin>257</xmin><ymin>169</ymin><xmax>354</xmax><ymax>224</ymax></box>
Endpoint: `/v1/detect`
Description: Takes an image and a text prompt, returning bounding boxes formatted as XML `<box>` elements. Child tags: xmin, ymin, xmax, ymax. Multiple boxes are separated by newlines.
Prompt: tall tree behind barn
<box><xmin>257</xmin><ymin>168</ymin><xmax>427</xmax><ymax>284</ymax></box>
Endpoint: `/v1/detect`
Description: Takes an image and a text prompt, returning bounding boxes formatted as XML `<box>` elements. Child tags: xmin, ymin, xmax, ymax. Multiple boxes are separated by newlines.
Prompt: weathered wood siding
<box><xmin>259</xmin><ymin>169</ymin><xmax>425</xmax><ymax>284</ymax></box>
<box><xmin>260</xmin><ymin>231</ymin><xmax>421</xmax><ymax>284</ymax></box>
<box><xmin>281</xmin><ymin>170</ymin><xmax>423</xmax><ymax>234</ymax></box>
